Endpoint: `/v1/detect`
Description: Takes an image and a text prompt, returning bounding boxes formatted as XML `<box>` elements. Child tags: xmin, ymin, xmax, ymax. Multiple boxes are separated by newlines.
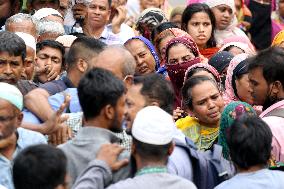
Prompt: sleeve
<box><xmin>72</xmin><ymin>160</ymin><xmax>113</xmax><ymax>189</ymax></box>
<box><xmin>39</xmin><ymin>80</ymin><xmax>65</xmax><ymax>95</ymax></box>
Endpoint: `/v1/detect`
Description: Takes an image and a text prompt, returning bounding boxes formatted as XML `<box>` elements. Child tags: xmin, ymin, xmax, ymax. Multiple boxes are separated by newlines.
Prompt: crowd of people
<box><xmin>1</xmin><ymin>0</ymin><xmax>284</xmax><ymax>188</ymax></box>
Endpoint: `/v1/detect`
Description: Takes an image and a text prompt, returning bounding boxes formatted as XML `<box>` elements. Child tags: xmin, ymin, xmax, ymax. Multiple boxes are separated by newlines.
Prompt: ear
<box><xmin>272</xmin><ymin>81</ymin><xmax>282</xmax><ymax>96</ymax></box>
<box><xmin>168</xmin><ymin>141</ymin><xmax>175</xmax><ymax>156</ymax></box>
<box><xmin>123</xmin><ymin>75</ymin><xmax>133</xmax><ymax>90</ymax></box>
<box><xmin>77</xmin><ymin>58</ymin><xmax>88</xmax><ymax>73</ymax></box>
<box><xmin>104</xmin><ymin>104</ymin><xmax>115</xmax><ymax>120</ymax></box>
<box><xmin>150</xmin><ymin>101</ymin><xmax>160</xmax><ymax>107</ymax></box>
<box><xmin>16</xmin><ymin>112</ymin><xmax>24</xmax><ymax>128</ymax></box>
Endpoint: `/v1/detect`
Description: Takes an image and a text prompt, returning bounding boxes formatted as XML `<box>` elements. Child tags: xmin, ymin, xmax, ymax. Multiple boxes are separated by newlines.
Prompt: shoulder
<box><xmin>39</xmin><ymin>79</ymin><xmax>66</xmax><ymax>95</ymax></box>
<box><xmin>176</xmin><ymin>116</ymin><xmax>199</xmax><ymax>130</ymax></box>
<box><xmin>17</xmin><ymin>127</ymin><xmax>47</xmax><ymax>146</ymax></box>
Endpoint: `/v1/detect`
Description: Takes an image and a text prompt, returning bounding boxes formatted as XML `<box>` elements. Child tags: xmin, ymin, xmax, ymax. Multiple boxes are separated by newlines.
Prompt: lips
<box><xmin>138</xmin><ymin>65</ymin><xmax>149</xmax><ymax>74</ymax></box>
<box><xmin>197</xmin><ymin>35</ymin><xmax>207</xmax><ymax>40</ymax></box>
<box><xmin>208</xmin><ymin>111</ymin><xmax>220</xmax><ymax>119</ymax></box>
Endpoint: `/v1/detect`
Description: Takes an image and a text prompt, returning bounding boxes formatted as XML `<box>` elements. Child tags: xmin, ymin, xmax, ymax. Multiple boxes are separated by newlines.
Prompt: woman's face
<box><xmin>186</xmin><ymin>12</ymin><xmax>212</xmax><ymax>49</ymax></box>
<box><xmin>158</xmin><ymin>35</ymin><xmax>174</xmax><ymax>59</ymax></box>
<box><xmin>167</xmin><ymin>43</ymin><xmax>195</xmax><ymax>65</ymax></box>
<box><xmin>190</xmin><ymin>81</ymin><xmax>224</xmax><ymax>126</ymax></box>
<box><xmin>125</xmin><ymin>39</ymin><xmax>156</xmax><ymax>75</ymax></box>
<box><xmin>211</xmin><ymin>4</ymin><xmax>234</xmax><ymax>30</ymax></box>
<box><xmin>236</xmin><ymin>74</ymin><xmax>254</xmax><ymax>105</ymax></box>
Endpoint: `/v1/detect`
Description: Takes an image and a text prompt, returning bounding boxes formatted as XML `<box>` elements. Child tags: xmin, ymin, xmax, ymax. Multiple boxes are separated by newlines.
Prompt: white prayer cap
<box><xmin>205</xmin><ymin>0</ymin><xmax>236</xmax><ymax>12</ymax></box>
<box><xmin>56</xmin><ymin>35</ymin><xmax>77</xmax><ymax>48</ymax></box>
<box><xmin>132</xmin><ymin>106</ymin><xmax>175</xmax><ymax>145</ymax></box>
<box><xmin>33</xmin><ymin>8</ymin><xmax>63</xmax><ymax>21</ymax></box>
<box><xmin>0</xmin><ymin>82</ymin><xmax>23</xmax><ymax>111</ymax></box>
<box><xmin>15</xmin><ymin>32</ymin><xmax>36</xmax><ymax>51</ymax></box>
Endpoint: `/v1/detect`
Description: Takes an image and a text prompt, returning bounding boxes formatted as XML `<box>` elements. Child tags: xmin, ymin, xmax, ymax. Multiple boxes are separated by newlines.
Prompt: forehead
<box><xmin>90</xmin><ymin>0</ymin><xmax>109</xmax><ymax>6</ymax></box>
<box><xmin>0</xmin><ymin>51</ymin><xmax>23</xmax><ymax>62</ymax></box>
<box><xmin>0</xmin><ymin>99</ymin><xmax>15</xmax><ymax>114</ymax></box>
<box><xmin>126</xmin><ymin>39</ymin><xmax>148</xmax><ymax>51</ymax></box>
<box><xmin>191</xmin><ymin>81</ymin><xmax>219</xmax><ymax>99</ymax></box>
<box><xmin>190</xmin><ymin>12</ymin><xmax>210</xmax><ymax>21</ymax></box>
<box><xmin>37</xmin><ymin>46</ymin><xmax>62</xmax><ymax>56</ymax></box>
<box><xmin>249</xmin><ymin>67</ymin><xmax>265</xmax><ymax>80</ymax></box>
<box><xmin>215</xmin><ymin>4</ymin><xmax>232</xmax><ymax>11</ymax></box>
<box><xmin>168</xmin><ymin>43</ymin><xmax>191</xmax><ymax>57</ymax></box>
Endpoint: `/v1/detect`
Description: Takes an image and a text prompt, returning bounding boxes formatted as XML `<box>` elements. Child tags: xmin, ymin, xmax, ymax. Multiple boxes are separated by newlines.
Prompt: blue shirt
<box><xmin>0</xmin><ymin>128</ymin><xmax>46</xmax><ymax>189</ymax></box>
<box><xmin>215</xmin><ymin>169</ymin><xmax>284</xmax><ymax>189</ymax></box>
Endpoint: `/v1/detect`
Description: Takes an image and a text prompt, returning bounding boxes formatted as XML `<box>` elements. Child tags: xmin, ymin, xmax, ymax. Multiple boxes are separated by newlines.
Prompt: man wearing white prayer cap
<box><xmin>73</xmin><ymin>106</ymin><xmax>197</xmax><ymax>189</ymax></box>
<box><xmin>0</xmin><ymin>82</ymin><xmax>46</xmax><ymax>189</ymax></box>
<box><xmin>33</xmin><ymin>7</ymin><xmax>64</xmax><ymax>24</ymax></box>
<box><xmin>15</xmin><ymin>32</ymin><xmax>37</xmax><ymax>80</ymax></box>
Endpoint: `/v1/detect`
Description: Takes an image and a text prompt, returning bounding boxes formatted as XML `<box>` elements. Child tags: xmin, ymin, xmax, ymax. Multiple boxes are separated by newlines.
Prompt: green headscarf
<box><xmin>218</xmin><ymin>101</ymin><xmax>256</xmax><ymax>159</ymax></box>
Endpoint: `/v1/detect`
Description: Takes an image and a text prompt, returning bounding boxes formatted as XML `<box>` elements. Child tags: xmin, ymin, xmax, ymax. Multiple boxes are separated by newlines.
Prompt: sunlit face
<box><xmin>86</xmin><ymin>0</ymin><xmax>111</xmax><ymax>28</ymax></box>
<box><xmin>186</xmin><ymin>12</ymin><xmax>212</xmax><ymax>49</ymax></box>
<box><xmin>248</xmin><ymin>67</ymin><xmax>269</xmax><ymax>106</ymax></box>
<box><xmin>190</xmin><ymin>81</ymin><xmax>224</xmax><ymax>126</ymax></box>
<box><xmin>158</xmin><ymin>35</ymin><xmax>174</xmax><ymax>60</ymax></box>
<box><xmin>124</xmin><ymin>84</ymin><xmax>146</xmax><ymax>131</ymax></box>
<box><xmin>235</xmin><ymin>74</ymin><xmax>254</xmax><ymax>105</ymax></box>
<box><xmin>0</xmin><ymin>51</ymin><xmax>23</xmax><ymax>85</ymax></box>
<box><xmin>125</xmin><ymin>39</ymin><xmax>156</xmax><ymax>75</ymax></box>
<box><xmin>211</xmin><ymin>4</ymin><xmax>233</xmax><ymax>30</ymax></box>
<box><xmin>167</xmin><ymin>43</ymin><xmax>195</xmax><ymax>65</ymax></box>
<box><xmin>35</xmin><ymin>46</ymin><xmax>62</xmax><ymax>83</ymax></box>
<box><xmin>140</xmin><ymin>0</ymin><xmax>161</xmax><ymax>10</ymax></box>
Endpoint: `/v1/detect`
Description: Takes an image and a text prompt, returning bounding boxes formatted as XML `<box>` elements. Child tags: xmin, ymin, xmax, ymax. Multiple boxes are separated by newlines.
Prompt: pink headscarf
<box><xmin>223</xmin><ymin>53</ymin><xmax>249</xmax><ymax>105</ymax></box>
<box><xmin>219</xmin><ymin>36</ymin><xmax>256</xmax><ymax>55</ymax></box>
<box><xmin>187</xmin><ymin>0</ymin><xmax>206</xmax><ymax>4</ymax></box>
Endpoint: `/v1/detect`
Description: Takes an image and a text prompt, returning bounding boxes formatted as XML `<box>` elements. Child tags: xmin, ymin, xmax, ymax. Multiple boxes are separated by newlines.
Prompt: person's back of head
<box><xmin>226</xmin><ymin>115</ymin><xmax>272</xmax><ymax>170</ymax></box>
<box><xmin>133</xmin><ymin>73</ymin><xmax>174</xmax><ymax>114</ymax></box>
<box><xmin>13</xmin><ymin>144</ymin><xmax>67</xmax><ymax>189</ymax></box>
<box><xmin>0</xmin><ymin>31</ymin><xmax>26</xmax><ymax>62</ymax></box>
<box><xmin>66</xmin><ymin>36</ymin><xmax>106</xmax><ymax>72</ymax></box>
<box><xmin>131</xmin><ymin>106</ymin><xmax>175</xmax><ymax>164</ymax></box>
<box><xmin>78</xmin><ymin>67</ymin><xmax>125</xmax><ymax>122</ymax></box>
<box><xmin>151</xmin><ymin>22</ymin><xmax>179</xmax><ymax>42</ymax></box>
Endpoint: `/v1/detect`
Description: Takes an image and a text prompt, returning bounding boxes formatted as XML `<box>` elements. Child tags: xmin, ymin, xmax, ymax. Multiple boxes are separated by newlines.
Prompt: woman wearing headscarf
<box><xmin>124</xmin><ymin>36</ymin><xmax>162</xmax><ymax>76</ymax></box>
<box><xmin>219</xmin><ymin>36</ymin><xmax>256</xmax><ymax>55</ymax></box>
<box><xmin>272</xmin><ymin>0</ymin><xmax>284</xmax><ymax>40</ymax></box>
<box><xmin>135</xmin><ymin>8</ymin><xmax>168</xmax><ymax>40</ymax></box>
<box><xmin>164</xmin><ymin>35</ymin><xmax>202</xmax><ymax>108</ymax></box>
<box><xmin>205</xmin><ymin>0</ymin><xmax>250</xmax><ymax>45</ymax></box>
<box><xmin>218</xmin><ymin>101</ymin><xmax>256</xmax><ymax>159</ymax></box>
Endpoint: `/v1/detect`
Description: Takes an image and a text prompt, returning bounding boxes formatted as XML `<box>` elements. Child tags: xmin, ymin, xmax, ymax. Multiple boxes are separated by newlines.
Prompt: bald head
<box><xmin>96</xmin><ymin>45</ymin><xmax>136</xmax><ymax>80</ymax></box>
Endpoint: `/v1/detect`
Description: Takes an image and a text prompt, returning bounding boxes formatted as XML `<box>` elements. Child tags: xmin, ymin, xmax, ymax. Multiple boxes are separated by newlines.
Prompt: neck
<box><xmin>83</xmin><ymin>24</ymin><xmax>105</xmax><ymax>38</ymax></box>
<box><xmin>237</xmin><ymin>164</ymin><xmax>266</xmax><ymax>173</ymax></box>
<box><xmin>84</xmin><ymin>117</ymin><xmax>109</xmax><ymax>130</ymax></box>
<box><xmin>0</xmin><ymin>133</ymin><xmax>18</xmax><ymax>160</ymax></box>
<box><xmin>66</xmin><ymin>70</ymin><xmax>79</xmax><ymax>87</ymax></box>
<box><xmin>198</xmin><ymin>44</ymin><xmax>207</xmax><ymax>50</ymax></box>
<box><xmin>135</xmin><ymin>155</ymin><xmax>167</xmax><ymax>171</ymax></box>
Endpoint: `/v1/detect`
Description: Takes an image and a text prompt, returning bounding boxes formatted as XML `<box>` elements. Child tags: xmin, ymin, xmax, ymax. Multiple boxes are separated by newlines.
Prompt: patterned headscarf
<box><xmin>223</xmin><ymin>53</ymin><xmax>249</xmax><ymax>105</ymax></box>
<box><xmin>272</xmin><ymin>30</ymin><xmax>284</xmax><ymax>46</ymax></box>
<box><xmin>208</xmin><ymin>51</ymin><xmax>234</xmax><ymax>74</ymax></box>
<box><xmin>136</xmin><ymin>8</ymin><xmax>168</xmax><ymax>40</ymax></box>
<box><xmin>184</xmin><ymin>63</ymin><xmax>221</xmax><ymax>84</ymax></box>
<box><xmin>219</xmin><ymin>36</ymin><xmax>256</xmax><ymax>55</ymax></box>
<box><xmin>164</xmin><ymin>35</ymin><xmax>201</xmax><ymax>108</ymax></box>
<box><xmin>125</xmin><ymin>36</ymin><xmax>160</xmax><ymax>70</ymax></box>
<box><xmin>218</xmin><ymin>101</ymin><xmax>256</xmax><ymax>159</ymax></box>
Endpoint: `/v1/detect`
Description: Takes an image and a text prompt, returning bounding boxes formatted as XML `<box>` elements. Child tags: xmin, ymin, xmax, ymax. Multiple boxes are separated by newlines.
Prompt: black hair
<box><xmin>133</xmin><ymin>73</ymin><xmax>175</xmax><ymax>114</ymax></box>
<box><xmin>78</xmin><ymin>67</ymin><xmax>125</xmax><ymax>121</ymax></box>
<box><xmin>182</xmin><ymin>75</ymin><xmax>219</xmax><ymax>109</ymax></box>
<box><xmin>66</xmin><ymin>36</ymin><xmax>106</xmax><ymax>70</ymax></box>
<box><xmin>151</xmin><ymin>22</ymin><xmax>178</xmax><ymax>43</ymax></box>
<box><xmin>232</xmin><ymin>59</ymin><xmax>249</xmax><ymax>99</ymax></box>
<box><xmin>226</xmin><ymin>115</ymin><xmax>272</xmax><ymax>170</ymax></box>
<box><xmin>13</xmin><ymin>144</ymin><xmax>67</xmax><ymax>189</ymax></box>
<box><xmin>185</xmin><ymin>67</ymin><xmax>219</xmax><ymax>82</ymax></box>
<box><xmin>108</xmin><ymin>0</ymin><xmax>112</xmax><ymax>7</ymax></box>
<box><xmin>0</xmin><ymin>31</ymin><xmax>26</xmax><ymax>61</ymax></box>
<box><xmin>36</xmin><ymin>40</ymin><xmax>65</xmax><ymax>56</ymax></box>
<box><xmin>248</xmin><ymin>47</ymin><xmax>284</xmax><ymax>87</ymax></box>
<box><xmin>132</xmin><ymin>137</ymin><xmax>172</xmax><ymax>163</ymax></box>
<box><xmin>181</xmin><ymin>3</ymin><xmax>217</xmax><ymax>48</ymax></box>
<box><xmin>223</xmin><ymin>45</ymin><xmax>245</xmax><ymax>53</ymax></box>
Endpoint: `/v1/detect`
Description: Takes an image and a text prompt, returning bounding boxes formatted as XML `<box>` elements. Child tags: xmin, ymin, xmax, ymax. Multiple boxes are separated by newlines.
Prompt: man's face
<box><xmin>248</xmin><ymin>67</ymin><xmax>269</xmax><ymax>105</ymax></box>
<box><xmin>0</xmin><ymin>51</ymin><xmax>24</xmax><ymax>85</ymax></box>
<box><xmin>110</xmin><ymin>94</ymin><xmax>126</xmax><ymax>133</ymax></box>
<box><xmin>0</xmin><ymin>99</ymin><xmax>20</xmax><ymax>142</ymax></box>
<box><xmin>22</xmin><ymin>47</ymin><xmax>36</xmax><ymax>80</ymax></box>
<box><xmin>6</xmin><ymin>20</ymin><xmax>37</xmax><ymax>39</ymax></box>
<box><xmin>124</xmin><ymin>84</ymin><xmax>146</xmax><ymax>131</ymax></box>
<box><xmin>58</xmin><ymin>0</ymin><xmax>69</xmax><ymax>17</ymax></box>
<box><xmin>31</xmin><ymin>0</ymin><xmax>59</xmax><ymax>11</ymax></box>
<box><xmin>86</xmin><ymin>0</ymin><xmax>111</xmax><ymax>28</ymax></box>
<box><xmin>35</xmin><ymin>46</ymin><xmax>62</xmax><ymax>83</ymax></box>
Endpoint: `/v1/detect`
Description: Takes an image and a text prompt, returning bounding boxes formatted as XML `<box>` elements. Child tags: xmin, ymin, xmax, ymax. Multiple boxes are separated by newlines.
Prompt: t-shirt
<box><xmin>39</xmin><ymin>76</ymin><xmax>74</xmax><ymax>95</ymax></box>
<box><xmin>215</xmin><ymin>169</ymin><xmax>284</xmax><ymax>189</ymax></box>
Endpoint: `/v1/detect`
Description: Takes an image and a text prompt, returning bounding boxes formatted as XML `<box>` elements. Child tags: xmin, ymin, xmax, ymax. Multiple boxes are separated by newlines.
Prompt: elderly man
<box><xmin>5</xmin><ymin>13</ymin><xmax>38</xmax><ymax>39</ymax></box>
<box><xmin>0</xmin><ymin>82</ymin><xmax>46</xmax><ymax>189</ymax></box>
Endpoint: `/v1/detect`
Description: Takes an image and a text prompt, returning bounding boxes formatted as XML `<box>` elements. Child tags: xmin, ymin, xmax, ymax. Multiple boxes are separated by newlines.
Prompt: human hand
<box><xmin>97</xmin><ymin>143</ymin><xmax>129</xmax><ymax>171</ymax></box>
<box><xmin>45</xmin><ymin>64</ymin><xmax>60</xmax><ymax>81</ymax></box>
<box><xmin>48</xmin><ymin>123</ymin><xmax>72</xmax><ymax>146</ymax></box>
<box><xmin>111</xmin><ymin>5</ymin><xmax>127</xmax><ymax>34</ymax></box>
<box><xmin>173</xmin><ymin>107</ymin><xmax>186</xmax><ymax>121</ymax></box>
<box><xmin>72</xmin><ymin>3</ymin><xmax>87</xmax><ymax>21</ymax></box>
<box><xmin>40</xmin><ymin>95</ymin><xmax>71</xmax><ymax>135</ymax></box>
